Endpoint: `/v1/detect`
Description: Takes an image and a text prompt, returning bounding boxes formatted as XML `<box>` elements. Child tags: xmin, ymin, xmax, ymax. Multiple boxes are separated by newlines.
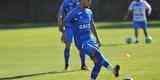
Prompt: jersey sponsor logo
<box><xmin>79</xmin><ymin>24</ymin><xmax>90</xmax><ymax>30</ymax></box>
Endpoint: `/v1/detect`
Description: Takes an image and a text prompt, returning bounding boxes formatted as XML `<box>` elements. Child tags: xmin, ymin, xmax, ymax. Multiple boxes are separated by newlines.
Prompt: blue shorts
<box><xmin>74</xmin><ymin>36</ymin><xmax>81</xmax><ymax>50</ymax></box>
<box><xmin>74</xmin><ymin>34</ymin><xmax>97</xmax><ymax>50</ymax></box>
<box><xmin>64</xmin><ymin>27</ymin><xmax>73</xmax><ymax>44</ymax></box>
<box><xmin>133</xmin><ymin>21</ymin><xmax>148</xmax><ymax>29</ymax></box>
<box><xmin>81</xmin><ymin>40</ymin><xmax>99</xmax><ymax>56</ymax></box>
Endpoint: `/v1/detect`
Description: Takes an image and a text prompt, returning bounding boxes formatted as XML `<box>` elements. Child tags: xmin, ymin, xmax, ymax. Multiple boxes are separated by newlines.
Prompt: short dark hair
<box><xmin>135</xmin><ymin>0</ymin><xmax>141</xmax><ymax>2</ymax></box>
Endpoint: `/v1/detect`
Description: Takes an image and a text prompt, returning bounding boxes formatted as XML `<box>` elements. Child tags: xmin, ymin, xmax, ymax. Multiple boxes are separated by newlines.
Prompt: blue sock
<box><xmin>64</xmin><ymin>48</ymin><xmax>70</xmax><ymax>65</ymax></box>
<box><xmin>91</xmin><ymin>64</ymin><xmax>102</xmax><ymax>79</ymax></box>
<box><xmin>79</xmin><ymin>50</ymin><xmax>86</xmax><ymax>66</ymax></box>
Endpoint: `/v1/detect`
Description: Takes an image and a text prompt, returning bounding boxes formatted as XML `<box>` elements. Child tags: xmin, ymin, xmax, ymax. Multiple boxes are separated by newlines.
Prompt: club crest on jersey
<box><xmin>78</xmin><ymin>12</ymin><xmax>82</xmax><ymax>15</ymax></box>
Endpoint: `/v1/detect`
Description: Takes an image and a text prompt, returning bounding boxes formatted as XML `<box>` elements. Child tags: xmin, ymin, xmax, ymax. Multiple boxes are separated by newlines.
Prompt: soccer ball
<box><xmin>123</xmin><ymin>77</ymin><xmax>134</xmax><ymax>80</ymax></box>
<box><xmin>125</xmin><ymin>37</ymin><xmax>135</xmax><ymax>44</ymax></box>
<box><xmin>123</xmin><ymin>75</ymin><xmax>134</xmax><ymax>80</ymax></box>
<box><xmin>145</xmin><ymin>36</ymin><xmax>152</xmax><ymax>44</ymax></box>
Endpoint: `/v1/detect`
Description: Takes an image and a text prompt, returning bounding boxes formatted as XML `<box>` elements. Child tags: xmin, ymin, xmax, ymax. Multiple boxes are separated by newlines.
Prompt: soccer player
<box><xmin>57</xmin><ymin>0</ymin><xmax>88</xmax><ymax>70</ymax></box>
<box><xmin>124</xmin><ymin>0</ymin><xmax>152</xmax><ymax>43</ymax></box>
<box><xmin>64</xmin><ymin>0</ymin><xmax>120</xmax><ymax>79</ymax></box>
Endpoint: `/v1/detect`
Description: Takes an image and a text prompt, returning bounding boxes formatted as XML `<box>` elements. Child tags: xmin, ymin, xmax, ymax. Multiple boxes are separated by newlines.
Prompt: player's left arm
<box><xmin>144</xmin><ymin>1</ymin><xmax>152</xmax><ymax>16</ymax></box>
<box><xmin>64</xmin><ymin>8</ymin><xmax>77</xmax><ymax>26</ymax></box>
<box><xmin>91</xmin><ymin>18</ymin><xmax>101</xmax><ymax>47</ymax></box>
<box><xmin>124</xmin><ymin>10</ymin><xmax>132</xmax><ymax>20</ymax></box>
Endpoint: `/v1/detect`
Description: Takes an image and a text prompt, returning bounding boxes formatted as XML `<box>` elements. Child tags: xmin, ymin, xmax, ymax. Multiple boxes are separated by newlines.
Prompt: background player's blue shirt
<box><xmin>59</xmin><ymin>0</ymin><xmax>80</xmax><ymax>17</ymax></box>
<box><xmin>64</xmin><ymin>6</ymin><xmax>96</xmax><ymax>43</ymax></box>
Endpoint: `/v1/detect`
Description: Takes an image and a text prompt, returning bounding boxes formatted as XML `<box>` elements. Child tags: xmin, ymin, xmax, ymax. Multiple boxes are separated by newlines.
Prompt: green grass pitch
<box><xmin>0</xmin><ymin>26</ymin><xmax>159</xmax><ymax>80</ymax></box>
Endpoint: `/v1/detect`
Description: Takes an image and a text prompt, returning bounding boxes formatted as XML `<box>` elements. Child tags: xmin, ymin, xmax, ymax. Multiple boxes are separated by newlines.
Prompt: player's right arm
<box><xmin>58</xmin><ymin>2</ymin><xmax>67</xmax><ymax>43</ymax></box>
<box><xmin>62</xmin><ymin>8</ymin><xmax>77</xmax><ymax>43</ymax></box>
<box><xmin>57</xmin><ymin>2</ymin><xmax>65</xmax><ymax>33</ymax></box>
<box><xmin>124</xmin><ymin>1</ymin><xmax>134</xmax><ymax>20</ymax></box>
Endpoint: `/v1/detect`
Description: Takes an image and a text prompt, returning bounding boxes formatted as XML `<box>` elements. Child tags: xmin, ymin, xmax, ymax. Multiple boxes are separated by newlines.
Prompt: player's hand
<box><xmin>148</xmin><ymin>12</ymin><xmax>151</xmax><ymax>16</ymax></box>
<box><xmin>61</xmin><ymin>33</ymin><xmax>66</xmax><ymax>43</ymax></box>
<box><xmin>123</xmin><ymin>16</ymin><xmax>128</xmax><ymax>20</ymax></box>
<box><xmin>57</xmin><ymin>16</ymin><xmax>64</xmax><ymax>32</ymax></box>
<box><xmin>58</xmin><ymin>26</ymin><xmax>64</xmax><ymax>33</ymax></box>
<box><xmin>97</xmin><ymin>40</ymin><xmax>101</xmax><ymax>47</ymax></box>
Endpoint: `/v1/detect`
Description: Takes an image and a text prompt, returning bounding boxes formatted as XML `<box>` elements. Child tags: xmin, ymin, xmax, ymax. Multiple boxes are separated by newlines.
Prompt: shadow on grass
<box><xmin>101</xmin><ymin>43</ymin><xmax>126</xmax><ymax>47</ymax></box>
<box><xmin>0</xmin><ymin>69</ymin><xmax>81</xmax><ymax>80</ymax></box>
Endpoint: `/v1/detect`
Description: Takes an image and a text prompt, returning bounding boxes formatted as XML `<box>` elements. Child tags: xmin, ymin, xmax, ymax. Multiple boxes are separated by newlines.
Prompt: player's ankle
<box><xmin>107</xmin><ymin>65</ymin><xmax>113</xmax><ymax>72</ymax></box>
<box><xmin>90</xmin><ymin>78</ymin><xmax>96</xmax><ymax>80</ymax></box>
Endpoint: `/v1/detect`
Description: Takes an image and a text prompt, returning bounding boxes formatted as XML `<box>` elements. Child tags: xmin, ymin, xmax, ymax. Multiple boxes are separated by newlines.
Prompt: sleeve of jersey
<box><xmin>58</xmin><ymin>2</ymin><xmax>65</xmax><ymax>17</ymax></box>
<box><xmin>144</xmin><ymin>1</ymin><xmax>152</xmax><ymax>14</ymax></box>
<box><xmin>64</xmin><ymin>8</ymin><xmax>77</xmax><ymax>27</ymax></box>
<box><xmin>128</xmin><ymin>1</ymin><xmax>134</xmax><ymax>11</ymax></box>
<box><xmin>91</xmin><ymin>11</ymin><xmax>94</xmax><ymax>23</ymax></box>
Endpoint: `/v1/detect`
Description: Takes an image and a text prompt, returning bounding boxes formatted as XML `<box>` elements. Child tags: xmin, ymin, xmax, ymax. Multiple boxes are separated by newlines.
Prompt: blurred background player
<box><xmin>124</xmin><ymin>0</ymin><xmax>152</xmax><ymax>43</ymax></box>
<box><xmin>57</xmin><ymin>0</ymin><xmax>88</xmax><ymax>70</ymax></box>
<box><xmin>64</xmin><ymin>0</ymin><xmax>120</xmax><ymax>79</ymax></box>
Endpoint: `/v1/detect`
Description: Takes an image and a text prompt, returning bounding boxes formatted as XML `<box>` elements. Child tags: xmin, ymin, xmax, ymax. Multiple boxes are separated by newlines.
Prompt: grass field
<box><xmin>0</xmin><ymin>26</ymin><xmax>159</xmax><ymax>80</ymax></box>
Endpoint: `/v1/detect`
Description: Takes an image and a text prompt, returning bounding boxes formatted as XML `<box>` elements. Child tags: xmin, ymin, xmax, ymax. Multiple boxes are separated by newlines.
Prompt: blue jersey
<box><xmin>64</xmin><ymin>6</ymin><xmax>96</xmax><ymax>44</ymax></box>
<box><xmin>129</xmin><ymin>0</ymin><xmax>152</xmax><ymax>21</ymax></box>
<box><xmin>59</xmin><ymin>0</ymin><xmax>80</xmax><ymax>17</ymax></box>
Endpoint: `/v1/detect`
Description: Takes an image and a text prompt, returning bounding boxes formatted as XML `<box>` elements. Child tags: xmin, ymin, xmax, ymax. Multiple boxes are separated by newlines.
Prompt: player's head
<box><xmin>80</xmin><ymin>0</ymin><xmax>91</xmax><ymax>8</ymax></box>
<box><xmin>135</xmin><ymin>0</ymin><xmax>141</xmax><ymax>2</ymax></box>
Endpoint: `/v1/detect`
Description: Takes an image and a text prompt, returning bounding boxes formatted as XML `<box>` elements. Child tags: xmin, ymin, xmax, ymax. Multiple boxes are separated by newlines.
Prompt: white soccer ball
<box><xmin>123</xmin><ymin>75</ymin><xmax>134</xmax><ymax>80</ymax></box>
<box><xmin>125</xmin><ymin>37</ymin><xmax>135</xmax><ymax>44</ymax></box>
<box><xmin>123</xmin><ymin>77</ymin><xmax>134</xmax><ymax>80</ymax></box>
<box><xmin>145</xmin><ymin>36</ymin><xmax>152</xmax><ymax>44</ymax></box>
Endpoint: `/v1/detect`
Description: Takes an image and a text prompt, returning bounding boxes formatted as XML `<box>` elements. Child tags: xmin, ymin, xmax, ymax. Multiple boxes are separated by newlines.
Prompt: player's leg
<box><xmin>143</xmin><ymin>27</ymin><xmax>149</xmax><ymax>37</ymax></box>
<box><xmin>143</xmin><ymin>27</ymin><xmax>151</xmax><ymax>43</ymax></box>
<box><xmin>82</xmin><ymin>42</ymin><xmax>120</xmax><ymax>79</ymax></box>
<box><xmin>141</xmin><ymin>21</ymin><xmax>152</xmax><ymax>43</ymax></box>
<box><xmin>90</xmin><ymin>63</ymin><xmax>102</xmax><ymax>80</ymax></box>
<box><xmin>82</xmin><ymin>42</ymin><xmax>103</xmax><ymax>79</ymax></box>
<box><xmin>64</xmin><ymin>43</ymin><xmax>71</xmax><ymax>70</ymax></box>
<box><xmin>91</xmin><ymin>48</ymin><xmax>120</xmax><ymax>78</ymax></box>
<box><xmin>140</xmin><ymin>21</ymin><xmax>149</xmax><ymax>37</ymax></box>
<box><xmin>134</xmin><ymin>28</ymin><xmax>139</xmax><ymax>43</ymax></box>
<box><xmin>79</xmin><ymin>50</ymin><xmax>88</xmax><ymax>70</ymax></box>
<box><xmin>133</xmin><ymin>21</ymin><xmax>139</xmax><ymax>43</ymax></box>
<box><xmin>64</xmin><ymin>27</ymin><xmax>73</xmax><ymax>70</ymax></box>
<box><xmin>74</xmin><ymin>37</ymin><xmax>88</xmax><ymax>70</ymax></box>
